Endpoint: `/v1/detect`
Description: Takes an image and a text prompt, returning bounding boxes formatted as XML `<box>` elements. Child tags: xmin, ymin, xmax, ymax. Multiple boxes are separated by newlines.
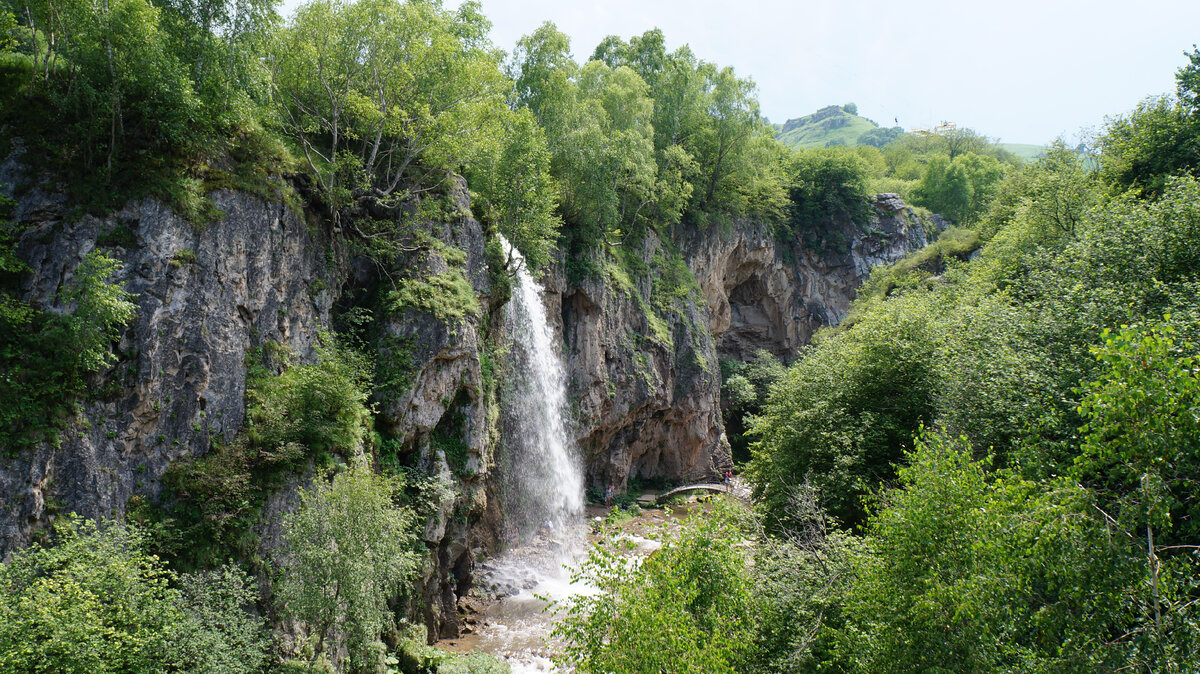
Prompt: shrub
<box><xmin>0</xmin><ymin>247</ymin><xmax>137</xmax><ymax>451</ymax></box>
<box><xmin>553</xmin><ymin>504</ymin><xmax>756</xmax><ymax>673</ymax></box>
<box><xmin>0</xmin><ymin>516</ymin><xmax>268</xmax><ymax>673</ymax></box>
<box><xmin>246</xmin><ymin>336</ymin><xmax>373</xmax><ymax>460</ymax></box>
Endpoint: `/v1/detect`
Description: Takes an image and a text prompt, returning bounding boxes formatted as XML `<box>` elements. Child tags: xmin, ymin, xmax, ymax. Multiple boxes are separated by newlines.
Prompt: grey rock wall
<box><xmin>681</xmin><ymin>194</ymin><xmax>938</xmax><ymax>361</ymax></box>
<box><xmin>0</xmin><ymin>183</ymin><xmax>334</xmax><ymax>553</ymax></box>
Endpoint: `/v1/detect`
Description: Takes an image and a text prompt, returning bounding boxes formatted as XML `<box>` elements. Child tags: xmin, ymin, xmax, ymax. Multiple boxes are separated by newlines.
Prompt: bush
<box><xmin>246</xmin><ymin>336</ymin><xmax>373</xmax><ymax>461</ymax></box>
<box><xmin>785</xmin><ymin>148</ymin><xmax>871</xmax><ymax>232</ymax></box>
<box><xmin>553</xmin><ymin>504</ymin><xmax>756</xmax><ymax>673</ymax></box>
<box><xmin>0</xmin><ymin>516</ymin><xmax>268</xmax><ymax>673</ymax></box>
<box><xmin>0</xmin><ymin>246</ymin><xmax>137</xmax><ymax>452</ymax></box>
<box><xmin>747</xmin><ymin>298</ymin><xmax>937</xmax><ymax>528</ymax></box>
<box><xmin>836</xmin><ymin>432</ymin><xmax>1186</xmax><ymax>672</ymax></box>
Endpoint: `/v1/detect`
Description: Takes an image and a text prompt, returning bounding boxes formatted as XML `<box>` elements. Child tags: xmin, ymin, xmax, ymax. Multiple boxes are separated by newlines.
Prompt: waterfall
<box><xmin>464</xmin><ymin>240</ymin><xmax>590</xmax><ymax>672</ymax></box>
<box><xmin>500</xmin><ymin>236</ymin><xmax>584</xmax><ymax>542</ymax></box>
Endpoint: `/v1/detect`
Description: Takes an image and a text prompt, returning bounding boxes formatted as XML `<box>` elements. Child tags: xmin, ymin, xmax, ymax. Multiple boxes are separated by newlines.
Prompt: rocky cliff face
<box><xmin>0</xmin><ymin>154</ymin><xmax>501</xmax><ymax>642</ymax></box>
<box><xmin>0</xmin><ymin>180</ymin><xmax>335</xmax><ymax>553</ymax></box>
<box><xmin>682</xmin><ymin>194</ymin><xmax>939</xmax><ymax>361</ymax></box>
<box><xmin>551</xmin><ymin>194</ymin><xmax>939</xmax><ymax>492</ymax></box>
<box><xmin>0</xmin><ymin>138</ymin><xmax>936</xmax><ymax>643</ymax></box>
<box><xmin>548</xmin><ymin>233</ymin><xmax>728</xmax><ymax>491</ymax></box>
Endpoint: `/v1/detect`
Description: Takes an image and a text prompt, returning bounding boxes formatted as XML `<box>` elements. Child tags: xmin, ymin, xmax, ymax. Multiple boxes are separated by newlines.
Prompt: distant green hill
<box><xmin>775</xmin><ymin>105</ymin><xmax>903</xmax><ymax>149</ymax></box>
<box><xmin>998</xmin><ymin>143</ymin><xmax>1046</xmax><ymax>162</ymax></box>
<box><xmin>776</xmin><ymin>106</ymin><xmax>1047</xmax><ymax>160</ymax></box>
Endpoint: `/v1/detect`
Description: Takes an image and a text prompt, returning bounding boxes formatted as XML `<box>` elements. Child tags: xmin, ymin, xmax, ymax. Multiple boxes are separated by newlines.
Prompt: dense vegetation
<box><xmin>3</xmin><ymin>0</ymin><xmax>1198</xmax><ymax>669</ymax></box>
<box><xmin>555</xmin><ymin>49</ymin><xmax>1200</xmax><ymax>672</ymax></box>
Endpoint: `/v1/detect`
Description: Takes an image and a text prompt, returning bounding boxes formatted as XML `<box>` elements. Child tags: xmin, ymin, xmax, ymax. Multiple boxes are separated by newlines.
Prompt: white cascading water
<box><xmin>499</xmin><ymin>236</ymin><xmax>584</xmax><ymax>542</ymax></box>
<box><xmin>462</xmin><ymin>237</ymin><xmax>588</xmax><ymax>672</ymax></box>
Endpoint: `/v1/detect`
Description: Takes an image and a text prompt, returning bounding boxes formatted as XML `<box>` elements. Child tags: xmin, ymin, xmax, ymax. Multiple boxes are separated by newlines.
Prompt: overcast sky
<box><xmin>282</xmin><ymin>0</ymin><xmax>1200</xmax><ymax>145</ymax></box>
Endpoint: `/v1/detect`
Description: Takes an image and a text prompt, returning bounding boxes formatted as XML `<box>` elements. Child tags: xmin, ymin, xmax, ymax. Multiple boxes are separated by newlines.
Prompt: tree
<box><xmin>10</xmin><ymin>0</ymin><xmax>200</xmax><ymax>175</ymax></box>
<box><xmin>1075</xmin><ymin>322</ymin><xmax>1200</xmax><ymax>645</ymax></box>
<box><xmin>152</xmin><ymin>0</ymin><xmax>279</xmax><ymax>126</ymax></box>
<box><xmin>277</xmin><ymin>463</ymin><xmax>420</xmax><ymax>672</ymax></box>
<box><xmin>246</xmin><ymin>336</ymin><xmax>373</xmax><ymax>459</ymax></box>
<box><xmin>59</xmin><ymin>251</ymin><xmax>138</xmax><ymax>372</ymax></box>
<box><xmin>1177</xmin><ymin>45</ymin><xmax>1200</xmax><ymax>113</ymax></box>
<box><xmin>271</xmin><ymin>0</ymin><xmax>507</xmax><ymax>222</ymax></box>
<box><xmin>553</xmin><ymin>60</ymin><xmax>657</xmax><ymax>244</ymax></box>
<box><xmin>1</xmin><ymin>249</ymin><xmax>137</xmax><ymax>450</ymax></box>
<box><xmin>693</xmin><ymin>64</ymin><xmax>762</xmax><ymax>213</ymax></box>
<box><xmin>466</xmin><ymin>106</ymin><xmax>561</xmax><ymax>271</ymax></box>
<box><xmin>1101</xmin><ymin>96</ymin><xmax>1200</xmax><ymax>197</ymax></box>
<box><xmin>839</xmin><ymin>432</ymin><xmax>1154</xmax><ymax>672</ymax></box>
<box><xmin>507</xmin><ymin>21</ymin><xmax>575</xmax><ymax>132</ymax></box>
<box><xmin>858</xmin><ymin>125</ymin><xmax>904</xmax><ymax>148</ymax></box>
<box><xmin>913</xmin><ymin>154</ymin><xmax>972</xmax><ymax>223</ymax></box>
<box><xmin>786</xmin><ymin>148</ymin><xmax>871</xmax><ymax>231</ymax></box>
<box><xmin>746</xmin><ymin>297</ymin><xmax>937</xmax><ymax>528</ymax></box>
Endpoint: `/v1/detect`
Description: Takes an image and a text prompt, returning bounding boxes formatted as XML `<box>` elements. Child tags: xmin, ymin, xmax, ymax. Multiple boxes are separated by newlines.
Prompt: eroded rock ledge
<box><xmin>550</xmin><ymin>194</ymin><xmax>939</xmax><ymax>492</ymax></box>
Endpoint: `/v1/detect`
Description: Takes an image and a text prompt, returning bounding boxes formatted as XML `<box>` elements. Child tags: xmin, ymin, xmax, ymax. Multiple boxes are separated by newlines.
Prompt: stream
<box><xmin>438</xmin><ymin>500</ymin><xmax>706</xmax><ymax>672</ymax></box>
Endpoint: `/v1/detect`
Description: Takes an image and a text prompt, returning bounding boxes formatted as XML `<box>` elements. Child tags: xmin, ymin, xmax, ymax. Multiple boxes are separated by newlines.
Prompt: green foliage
<box><xmin>271</xmin><ymin>0</ymin><xmax>506</xmax><ymax>220</ymax></box>
<box><xmin>375</xmin><ymin>332</ymin><xmax>417</xmax><ymax>404</ymax></box>
<box><xmin>6</xmin><ymin>0</ymin><xmax>200</xmax><ymax>175</ymax></box>
<box><xmin>277</xmin><ymin>462</ymin><xmax>421</xmax><ymax>673</ymax></box>
<box><xmin>1076</xmin><ymin>321</ymin><xmax>1200</xmax><ymax>541</ymax></box>
<box><xmin>552</xmin><ymin>504</ymin><xmax>757</xmax><ymax>673</ymax></box>
<box><xmin>857</xmin><ymin>125</ymin><xmax>905</xmax><ymax>148</ymax></box>
<box><xmin>510</xmin><ymin>24</ymin><xmax>786</xmax><ymax>267</ymax></box>
<box><xmin>1017</xmin><ymin>139</ymin><xmax>1094</xmax><ymax>236</ymax></box>
<box><xmin>59</xmin><ymin>251</ymin><xmax>139</xmax><ymax>371</ymax></box>
<box><xmin>738</xmin><ymin>63</ymin><xmax>1200</xmax><ymax>669</ymax></box>
<box><xmin>95</xmin><ymin>222</ymin><xmax>137</xmax><ymax>248</ymax></box>
<box><xmin>169</xmin><ymin>248</ymin><xmax>197</xmax><ymax>268</ymax></box>
<box><xmin>148</xmin><ymin>336</ymin><xmax>376</xmax><ymax>568</ymax></box>
<box><xmin>1100</xmin><ymin>49</ymin><xmax>1200</xmax><ymax>197</ymax></box>
<box><xmin>747</xmin><ymin>299</ymin><xmax>937</xmax><ymax>527</ymax></box>
<box><xmin>152</xmin><ymin>439</ymin><xmax>264</xmax><ymax>569</ymax></box>
<box><xmin>911</xmin><ymin>151</ymin><xmax>1007</xmax><ymax>225</ymax></box>
<box><xmin>246</xmin><ymin>336</ymin><xmax>373</xmax><ymax>459</ymax></box>
<box><xmin>852</xmin><ymin>225</ymin><xmax>981</xmax><ymax>306</ymax></box>
<box><xmin>151</xmin><ymin>0</ymin><xmax>278</xmax><ymax>130</ymax></box>
<box><xmin>750</xmin><ymin>484</ymin><xmax>864</xmax><ymax>671</ymax></box>
<box><xmin>386</xmin><ymin>268</ymin><xmax>479</xmax><ymax>322</ymax></box>
<box><xmin>0</xmin><ymin>245</ymin><xmax>137</xmax><ymax>451</ymax></box>
<box><xmin>0</xmin><ymin>516</ymin><xmax>267</xmax><ymax>673</ymax></box>
<box><xmin>784</xmin><ymin>147</ymin><xmax>871</xmax><ymax>236</ymax></box>
<box><xmin>466</xmin><ymin>106</ymin><xmax>561</xmax><ymax>272</ymax></box>
<box><xmin>431</xmin><ymin>391</ymin><xmax>472</xmax><ymax>478</ymax></box>
<box><xmin>836</xmin><ymin>432</ymin><xmax>1168</xmax><ymax>672</ymax></box>
<box><xmin>720</xmin><ymin>350</ymin><xmax>785</xmax><ymax>463</ymax></box>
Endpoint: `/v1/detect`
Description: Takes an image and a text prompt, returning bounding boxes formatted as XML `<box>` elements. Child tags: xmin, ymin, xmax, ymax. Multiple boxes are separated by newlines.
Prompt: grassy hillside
<box><xmin>776</xmin><ymin>105</ymin><xmax>883</xmax><ymax>148</ymax></box>
<box><xmin>777</xmin><ymin>106</ymin><xmax>1045</xmax><ymax>160</ymax></box>
<box><xmin>998</xmin><ymin>142</ymin><xmax>1046</xmax><ymax>162</ymax></box>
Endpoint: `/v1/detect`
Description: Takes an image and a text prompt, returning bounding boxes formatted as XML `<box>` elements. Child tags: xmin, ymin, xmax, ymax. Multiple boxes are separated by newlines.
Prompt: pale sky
<box><xmin>282</xmin><ymin>0</ymin><xmax>1200</xmax><ymax>145</ymax></box>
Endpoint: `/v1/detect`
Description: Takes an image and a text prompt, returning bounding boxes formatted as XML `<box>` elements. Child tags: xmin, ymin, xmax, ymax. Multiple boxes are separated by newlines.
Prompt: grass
<box><xmin>776</xmin><ymin>105</ymin><xmax>881</xmax><ymax>149</ymax></box>
<box><xmin>850</xmin><ymin>226</ymin><xmax>983</xmax><ymax>313</ymax></box>
<box><xmin>998</xmin><ymin>143</ymin><xmax>1046</xmax><ymax>163</ymax></box>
